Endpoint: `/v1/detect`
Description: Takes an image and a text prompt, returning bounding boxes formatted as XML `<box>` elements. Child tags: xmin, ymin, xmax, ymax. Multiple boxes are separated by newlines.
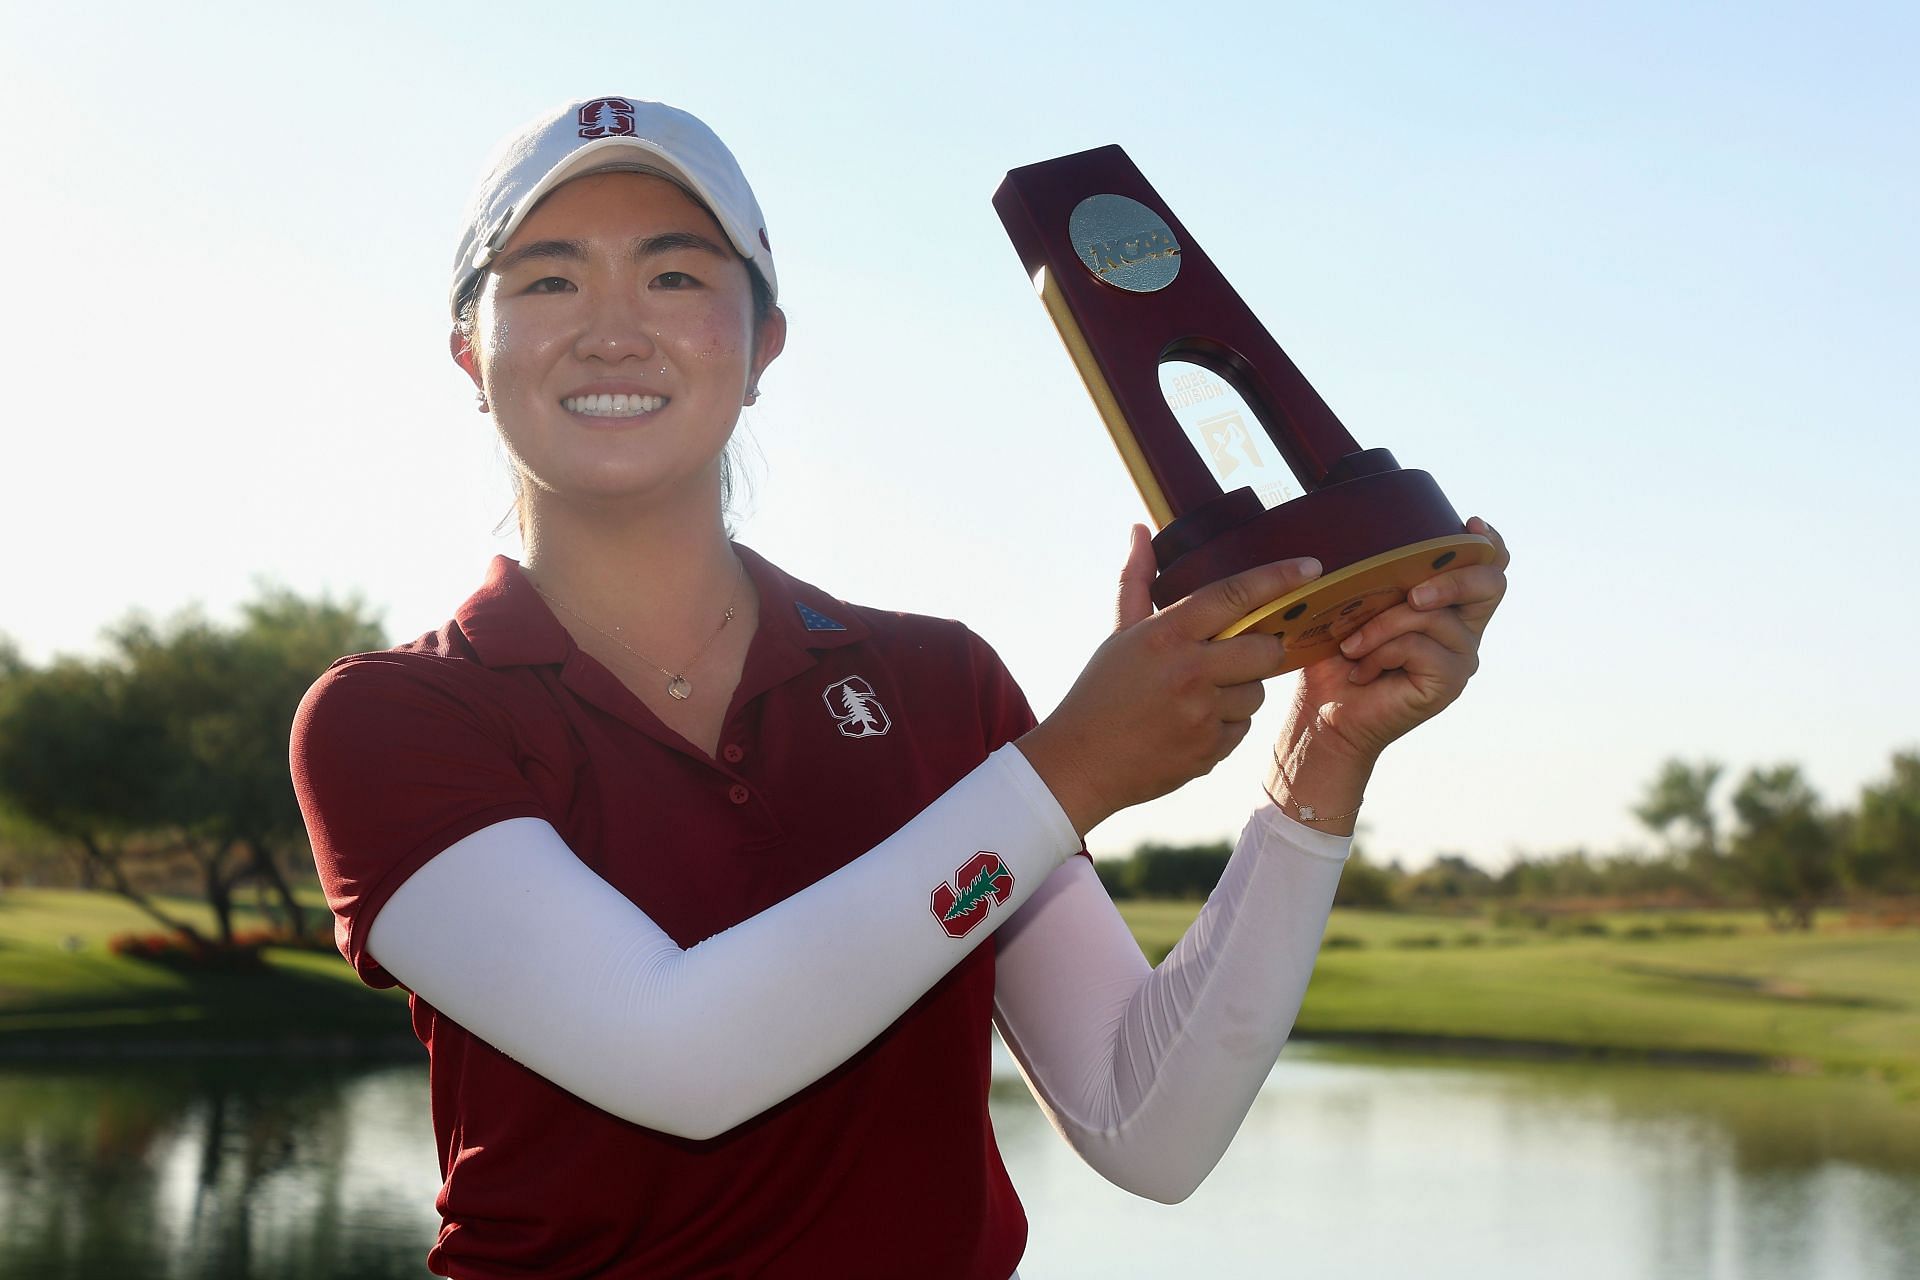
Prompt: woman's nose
<box><xmin>573</xmin><ymin>293</ymin><xmax>658</xmax><ymax>362</ymax></box>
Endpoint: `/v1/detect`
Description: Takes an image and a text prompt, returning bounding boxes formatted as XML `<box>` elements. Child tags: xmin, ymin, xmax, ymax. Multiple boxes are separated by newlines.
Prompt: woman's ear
<box><xmin>451</xmin><ymin>329</ymin><xmax>490</xmax><ymax>413</ymax></box>
<box><xmin>749</xmin><ymin>304</ymin><xmax>788</xmax><ymax>390</ymax></box>
<box><xmin>450</xmin><ymin>328</ymin><xmax>481</xmax><ymax>386</ymax></box>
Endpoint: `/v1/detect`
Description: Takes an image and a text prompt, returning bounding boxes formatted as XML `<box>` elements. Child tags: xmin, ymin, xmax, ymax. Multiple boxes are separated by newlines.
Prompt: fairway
<box><xmin>0</xmin><ymin>889</ymin><xmax>408</xmax><ymax>1048</ymax></box>
<box><xmin>1122</xmin><ymin>900</ymin><xmax>1920</xmax><ymax>1084</ymax></box>
<box><xmin>2</xmin><ymin>888</ymin><xmax>1917</xmax><ymax>1091</ymax></box>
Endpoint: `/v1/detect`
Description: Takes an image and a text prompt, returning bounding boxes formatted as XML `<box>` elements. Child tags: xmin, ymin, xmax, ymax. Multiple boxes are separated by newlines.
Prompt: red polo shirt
<box><xmin>292</xmin><ymin>547</ymin><xmax>1040</xmax><ymax>1279</ymax></box>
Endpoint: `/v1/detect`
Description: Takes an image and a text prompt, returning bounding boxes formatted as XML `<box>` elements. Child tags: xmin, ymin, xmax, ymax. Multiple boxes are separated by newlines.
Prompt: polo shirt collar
<box><xmin>455</xmin><ymin>556</ymin><xmax>571</xmax><ymax>668</ymax></box>
<box><xmin>735</xmin><ymin>544</ymin><xmax>871</xmax><ymax>653</ymax></box>
<box><xmin>453</xmin><ymin>546</ymin><xmax>870</xmax><ymax>672</ymax></box>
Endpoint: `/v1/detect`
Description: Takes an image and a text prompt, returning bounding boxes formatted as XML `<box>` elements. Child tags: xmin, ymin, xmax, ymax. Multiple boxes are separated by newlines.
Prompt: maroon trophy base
<box><xmin>1151</xmin><ymin>469</ymin><xmax>1494</xmax><ymax>668</ymax></box>
<box><xmin>1152</xmin><ymin>470</ymin><xmax>1466</xmax><ymax>607</ymax></box>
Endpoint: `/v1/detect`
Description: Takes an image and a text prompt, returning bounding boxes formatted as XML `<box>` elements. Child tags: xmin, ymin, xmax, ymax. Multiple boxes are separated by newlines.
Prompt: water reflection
<box><xmin>0</xmin><ymin>1050</ymin><xmax>1914</xmax><ymax>1279</ymax></box>
<box><xmin>1004</xmin><ymin>1051</ymin><xmax>1920</xmax><ymax>1279</ymax></box>
<box><xmin>0</xmin><ymin>1059</ymin><xmax>439</xmax><ymax>1279</ymax></box>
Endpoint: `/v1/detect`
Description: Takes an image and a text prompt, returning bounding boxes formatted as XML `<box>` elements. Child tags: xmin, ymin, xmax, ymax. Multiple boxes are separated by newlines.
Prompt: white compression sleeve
<box><xmin>992</xmin><ymin>802</ymin><xmax>1349</xmax><ymax>1203</ymax></box>
<box><xmin>364</xmin><ymin>743</ymin><xmax>1077</xmax><ymax>1141</ymax></box>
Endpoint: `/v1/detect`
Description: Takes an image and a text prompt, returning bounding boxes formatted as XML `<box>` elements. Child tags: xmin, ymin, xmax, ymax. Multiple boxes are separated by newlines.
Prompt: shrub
<box><xmin>108</xmin><ymin>931</ymin><xmax>266</xmax><ymax>973</ymax></box>
<box><xmin>1548</xmin><ymin>917</ymin><xmax>1612</xmax><ymax>938</ymax></box>
<box><xmin>1493</xmin><ymin>908</ymin><xmax>1551</xmax><ymax>931</ymax></box>
<box><xmin>1392</xmin><ymin>934</ymin><xmax>1447</xmax><ymax>949</ymax></box>
<box><xmin>1322</xmin><ymin>934</ymin><xmax>1366</xmax><ymax>950</ymax></box>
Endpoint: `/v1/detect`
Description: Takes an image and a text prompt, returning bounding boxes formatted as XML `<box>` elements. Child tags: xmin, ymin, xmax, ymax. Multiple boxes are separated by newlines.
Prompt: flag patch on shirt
<box><xmin>796</xmin><ymin>603</ymin><xmax>847</xmax><ymax>632</ymax></box>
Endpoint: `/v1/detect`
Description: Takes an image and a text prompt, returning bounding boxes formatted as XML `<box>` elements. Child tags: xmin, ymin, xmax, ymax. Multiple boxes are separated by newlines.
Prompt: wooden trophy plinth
<box><xmin>995</xmin><ymin>146</ymin><xmax>1493</xmax><ymax>669</ymax></box>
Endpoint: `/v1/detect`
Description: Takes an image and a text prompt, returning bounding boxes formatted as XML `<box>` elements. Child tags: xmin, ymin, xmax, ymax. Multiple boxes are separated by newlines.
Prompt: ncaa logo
<box><xmin>577</xmin><ymin>98</ymin><xmax>637</xmax><ymax>138</ymax></box>
<box><xmin>823</xmin><ymin>676</ymin><xmax>891</xmax><ymax>739</ymax></box>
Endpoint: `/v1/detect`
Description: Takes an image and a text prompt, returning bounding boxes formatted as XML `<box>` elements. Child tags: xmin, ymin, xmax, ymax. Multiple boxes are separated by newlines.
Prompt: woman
<box><xmin>291</xmin><ymin>95</ymin><xmax>1508</xmax><ymax>1278</ymax></box>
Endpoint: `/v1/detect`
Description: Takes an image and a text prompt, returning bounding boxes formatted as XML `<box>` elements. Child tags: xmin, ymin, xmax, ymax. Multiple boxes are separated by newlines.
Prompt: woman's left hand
<box><xmin>1296</xmin><ymin>516</ymin><xmax>1510</xmax><ymax>763</ymax></box>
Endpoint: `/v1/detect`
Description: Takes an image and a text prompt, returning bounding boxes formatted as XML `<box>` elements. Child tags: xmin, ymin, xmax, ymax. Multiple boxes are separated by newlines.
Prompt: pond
<box><xmin>0</xmin><ymin>1044</ymin><xmax>1914</xmax><ymax>1278</ymax></box>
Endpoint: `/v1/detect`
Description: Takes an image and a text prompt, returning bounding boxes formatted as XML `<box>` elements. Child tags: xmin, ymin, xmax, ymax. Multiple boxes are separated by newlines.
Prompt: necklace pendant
<box><xmin>666</xmin><ymin>675</ymin><xmax>693</xmax><ymax>701</ymax></box>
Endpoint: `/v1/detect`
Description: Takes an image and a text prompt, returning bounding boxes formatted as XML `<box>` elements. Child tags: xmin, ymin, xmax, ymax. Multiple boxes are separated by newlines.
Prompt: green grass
<box><xmin>5</xmin><ymin>889</ymin><xmax>1918</xmax><ymax>1089</ymax></box>
<box><xmin>0</xmin><ymin>889</ymin><xmax>408</xmax><ymax>1051</ymax></box>
<box><xmin>0</xmin><ymin>885</ymin><xmax>334</xmax><ymax>949</ymax></box>
<box><xmin>1121</xmin><ymin>901</ymin><xmax>1920</xmax><ymax>1084</ymax></box>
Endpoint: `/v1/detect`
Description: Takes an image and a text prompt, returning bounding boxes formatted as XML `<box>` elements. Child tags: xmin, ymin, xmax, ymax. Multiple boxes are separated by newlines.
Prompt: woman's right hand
<box><xmin>1017</xmin><ymin>525</ymin><xmax>1324</xmax><ymax>836</ymax></box>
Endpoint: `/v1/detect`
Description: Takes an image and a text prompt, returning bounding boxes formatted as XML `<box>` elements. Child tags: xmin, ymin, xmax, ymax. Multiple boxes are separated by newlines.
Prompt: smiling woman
<box><xmin>454</xmin><ymin>172</ymin><xmax>785</xmax><ymax>574</ymax></box>
<box><xmin>450</xmin><ymin>184</ymin><xmax>779</xmax><ymax>547</ymax></box>
<box><xmin>288</xmin><ymin>94</ymin><xmax>1508</xmax><ymax>1279</ymax></box>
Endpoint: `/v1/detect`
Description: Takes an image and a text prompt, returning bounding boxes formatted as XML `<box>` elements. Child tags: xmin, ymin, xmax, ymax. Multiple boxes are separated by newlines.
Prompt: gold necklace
<box><xmin>531</xmin><ymin>560</ymin><xmax>744</xmax><ymax>701</ymax></box>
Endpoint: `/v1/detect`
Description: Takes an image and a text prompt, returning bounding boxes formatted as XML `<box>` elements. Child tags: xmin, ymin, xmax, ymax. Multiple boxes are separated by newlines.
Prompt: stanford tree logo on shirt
<box><xmin>822</xmin><ymin>676</ymin><xmax>891</xmax><ymax>738</ymax></box>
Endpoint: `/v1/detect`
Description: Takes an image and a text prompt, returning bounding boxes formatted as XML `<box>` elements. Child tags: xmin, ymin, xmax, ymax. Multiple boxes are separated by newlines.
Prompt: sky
<box><xmin>2</xmin><ymin>1</ymin><xmax>1915</xmax><ymax>869</ymax></box>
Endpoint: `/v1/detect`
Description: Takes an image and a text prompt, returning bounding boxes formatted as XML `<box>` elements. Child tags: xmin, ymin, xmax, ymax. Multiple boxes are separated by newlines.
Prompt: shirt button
<box><xmin>722</xmin><ymin>743</ymin><xmax>745</xmax><ymax>763</ymax></box>
<box><xmin>728</xmin><ymin>783</ymin><xmax>750</xmax><ymax>805</ymax></box>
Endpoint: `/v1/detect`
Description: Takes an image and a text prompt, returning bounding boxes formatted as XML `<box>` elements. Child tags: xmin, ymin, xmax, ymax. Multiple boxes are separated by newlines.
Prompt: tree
<box><xmin>1130</xmin><ymin>841</ymin><xmax>1232</xmax><ymax>899</ymax></box>
<box><xmin>1092</xmin><ymin>857</ymin><xmax>1133</xmax><ymax>900</ymax></box>
<box><xmin>1098</xmin><ymin>840</ymin><xmax>1233</xmax><ymax>900</ymax></box>
<box><xmin>0</xmin><ymin>796</ymin><xmax>95</xmax><ymax>889</ymax></box>
<box><xmin>1496</xmin><ymin>849</ymin><xmax>1607</xmax><ymax>900</ymax></box>
<box><xmin>1400</xmin><ymin>853</ymin><xmax>1496</xmax><ymax>903</ymax></box>
<box><xmin>1848</xmin><ymin>750</ymin><xmax>1920</xmax><ymax>894</ymax></box>
<box><xmin>1634</xmin><ymin>758</ymin><xmax>1726</xmax><ymax>891</ymax></box>
<box><xmin>1729</xmin><ymin>764</ymin><xmax>1839</xmax><ymax>930</ymax></box>
<box><xmin>109</xmin><ymin>590</ymin><xmax>384</xmax><ymax>942</ymax></box>
<box><xmin>1331</xmin><ymin>847</ymin><xmax>1396</xmax><ymax>907</ymax></box>
<box><xmin>0</xmin><ymin>641</ymin><xmax>84</xmax><ymax>887</ymax></box>
<box><xmin>0</xmin><ymin>656</ymin><xmax>204</xmax><ymax>937</ymax></box>
<box><xmin>0</xmin><ymin>589</ymin><xmax>383</xmax><ymax>944</ymax></box>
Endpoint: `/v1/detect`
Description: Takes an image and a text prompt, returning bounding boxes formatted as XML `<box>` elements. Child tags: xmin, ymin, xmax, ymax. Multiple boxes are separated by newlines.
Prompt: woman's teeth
<box><xmin>563</xmin><ymin>393</ymin><xmax>665</xmax><ymax>417</ymax></box>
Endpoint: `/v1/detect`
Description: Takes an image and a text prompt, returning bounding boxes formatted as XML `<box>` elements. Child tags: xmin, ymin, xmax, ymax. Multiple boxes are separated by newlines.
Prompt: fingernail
<box><xmin>1339</xmin><ymin>634</ymin><xmax>1363</xmax><ymax>657</ymax></box>
<box><xmin>1410</xmin><ymin>584</ymin><xmax>1437</xmax><ymax>607</ymax></box>
<box><xmin>1299</xmin><ymin>558</ymin><xmax>1322</xmax><ymax>578</ymax></box>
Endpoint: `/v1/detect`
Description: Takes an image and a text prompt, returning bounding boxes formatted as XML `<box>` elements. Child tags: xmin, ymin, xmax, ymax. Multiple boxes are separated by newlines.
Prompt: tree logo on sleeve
<box><xmin>930</xmin><ymin>852</ymin><xmax>1014</xmax><ymax>939</ymax></box>
<box><xmin>577</xmin><ymin>98</ymin><xmax>637</xmax><ymax>138</ymax></box>
<box><xmin>823</xmin><ymin>676</ymin><xmax>891</xmax><ymax>739</ymax></box>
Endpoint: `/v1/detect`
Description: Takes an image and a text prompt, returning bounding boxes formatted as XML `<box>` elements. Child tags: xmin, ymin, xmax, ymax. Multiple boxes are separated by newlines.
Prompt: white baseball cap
<box><xmin>449</xmin><ymin>95</ymin><xmax>776</xmax><ymax>318</ymax></box>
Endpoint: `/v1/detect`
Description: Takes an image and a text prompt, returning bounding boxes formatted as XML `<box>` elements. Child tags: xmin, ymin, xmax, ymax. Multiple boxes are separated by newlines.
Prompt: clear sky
<box><xmin>3</xmin><ymin>1</ymin><xmax>1915</xmax><ymax>869</ymax></box>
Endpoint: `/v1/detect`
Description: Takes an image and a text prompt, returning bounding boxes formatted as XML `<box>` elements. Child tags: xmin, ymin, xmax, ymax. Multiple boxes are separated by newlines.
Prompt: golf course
<box><xmin>4</xmin><ymin>887</ymin><xmax>1914</xmax><ymax>1093</ymax></box>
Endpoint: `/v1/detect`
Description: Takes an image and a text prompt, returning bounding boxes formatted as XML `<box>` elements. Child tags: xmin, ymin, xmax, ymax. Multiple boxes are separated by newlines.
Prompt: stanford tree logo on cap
<box><xmin>577</xmin><ymin>98</ymin><xmax>637</xmax><ymax>139</ymax></box>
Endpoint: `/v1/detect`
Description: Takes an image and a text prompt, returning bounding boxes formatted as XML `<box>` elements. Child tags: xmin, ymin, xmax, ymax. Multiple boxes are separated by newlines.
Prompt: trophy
<box><xmin>995</xmin><ymin>146</ymin><xmax>1494</xmax><ymax>671</ymax></box>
